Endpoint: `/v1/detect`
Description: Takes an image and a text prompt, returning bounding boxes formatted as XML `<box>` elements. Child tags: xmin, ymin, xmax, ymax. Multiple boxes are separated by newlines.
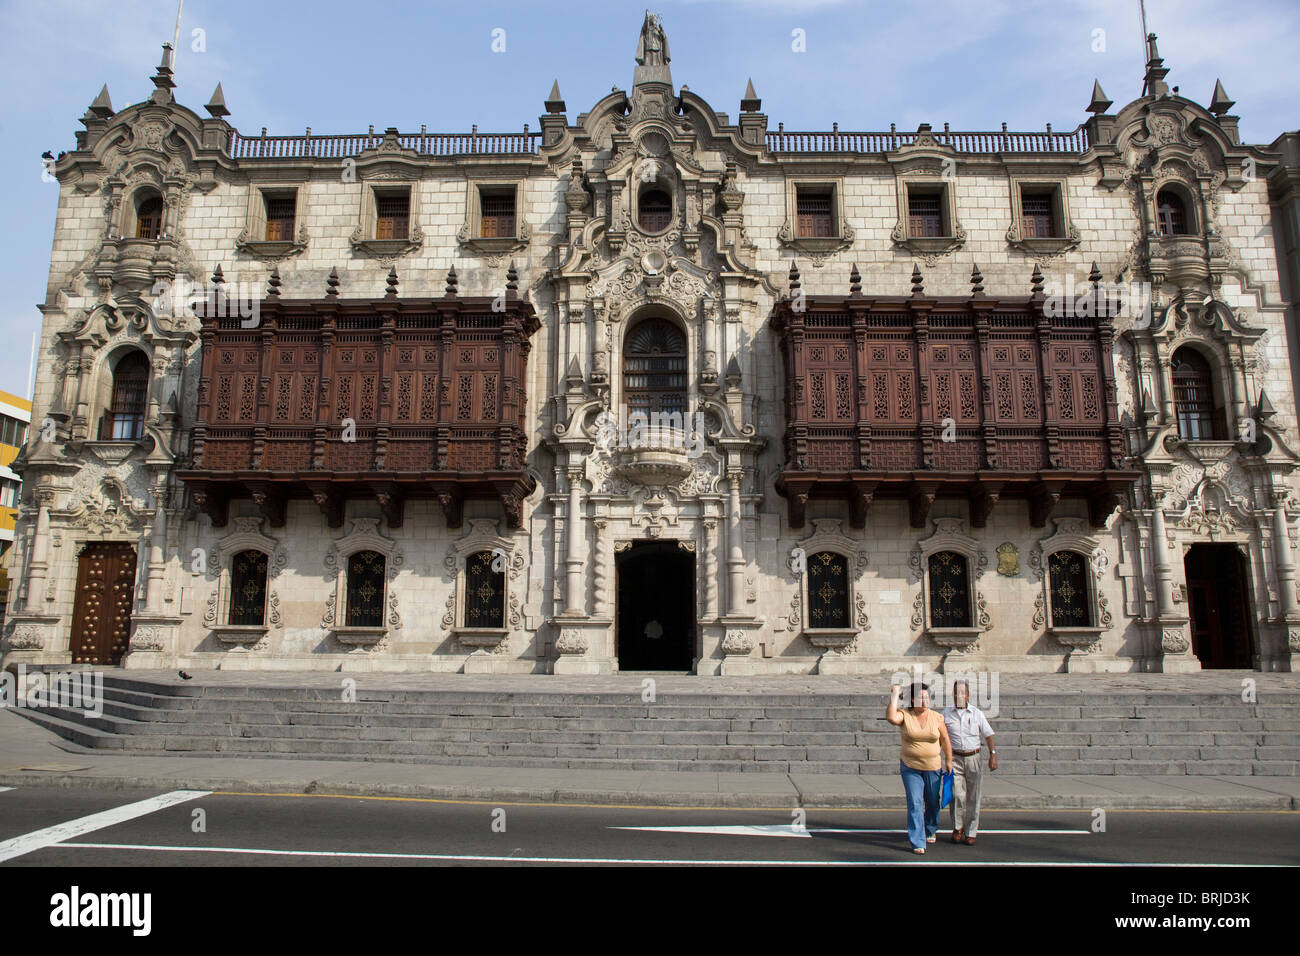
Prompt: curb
<box><xmin>0</xmin><ymin>770</ymin><xmax>1294</xmax><ymax>811</ymax></box>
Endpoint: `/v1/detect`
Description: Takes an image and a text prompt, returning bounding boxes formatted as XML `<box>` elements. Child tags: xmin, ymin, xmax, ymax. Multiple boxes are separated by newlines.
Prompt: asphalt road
<box><xmin>1</xmin><ymin>785</ymin><xmax>1296</xmax><ymax>867</ymax></box>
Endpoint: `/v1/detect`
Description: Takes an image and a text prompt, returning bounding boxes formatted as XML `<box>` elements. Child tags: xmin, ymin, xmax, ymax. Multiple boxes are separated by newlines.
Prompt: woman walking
<box><xmin>887</xmin><ymin>682</ymin><xmax>953</xmax><ymax>854</ymax></box>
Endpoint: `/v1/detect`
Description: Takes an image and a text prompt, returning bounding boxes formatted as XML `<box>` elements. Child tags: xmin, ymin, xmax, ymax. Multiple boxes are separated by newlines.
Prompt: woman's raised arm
<box><xmin>886</xmin><ymin>684</ymin><xmax>904</xmax><ymax>725</ymax></box>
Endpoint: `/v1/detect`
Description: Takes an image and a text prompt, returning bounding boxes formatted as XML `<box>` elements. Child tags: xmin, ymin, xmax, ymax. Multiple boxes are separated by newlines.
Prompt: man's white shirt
<box><xmin>942</xmin><ymin>704</ymin><xmax>994</xmax><ymax>752</ymax></box>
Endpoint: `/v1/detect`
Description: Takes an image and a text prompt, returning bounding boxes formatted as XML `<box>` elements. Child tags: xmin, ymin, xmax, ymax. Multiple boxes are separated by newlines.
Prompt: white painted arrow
<box><xmin>609</xmin><ymin>824</ymin><xmax>811</xmax><ymax>838</ymax></box>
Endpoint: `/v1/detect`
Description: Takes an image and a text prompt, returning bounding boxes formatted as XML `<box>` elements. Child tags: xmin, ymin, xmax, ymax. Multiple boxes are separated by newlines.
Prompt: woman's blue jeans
<box><xmin>899</xmin><ymin>760</ymin><xmax>941</xmax><ymax>849</ymax></box>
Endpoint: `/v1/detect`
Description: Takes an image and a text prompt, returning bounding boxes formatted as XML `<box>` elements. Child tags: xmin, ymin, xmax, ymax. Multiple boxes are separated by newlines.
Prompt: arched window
<box><xmin>638</xmin><ymin>188</ymin><xmax>672</xmax><ymax>232</ymax></box>
<box><xmin>1048</xmin><ymin>550</ymin><xmax>1092</xmax><ymax>627</ymax></box>
<box><xmin>135</xmin><ymin>194</ymin><xmax>164</xmax><ymax>240</ymax></box>
<box><xmin>345</xmin><ymin>550</ymin><xmax>386</xmax><ymax>627</ymax></box>
<box><xmin>807</xmin><ymin>551</ymin><xmax>849</xmax><ymax>628</ymax></box>
<box><xmin>927</xmin><ymin>551</ymin><xmax>971</xmax><ymax>627</ymax></box>
<box><xmin>465</xmin><ymin>550</ymin><xmax>505</xmax><ymax>628</ymax></box>
<box><xmin>1171</xmin><ymin>347</ymin><xmax>1222</xmax><ymax>440</ymax></box>
<box><xmin>1156</xmin><ymin>189</ymin><xmax>1189</xmax><ymax>237</ymax></box>
<box><xmin>623</xmin><ymin>319</ymin><xmax>687</xmax><ymax>417</ymax></box>
<box><xmin>228</xmin><ymin>550</ymin><xmax>269</xmax><ymax>626</ymax></box>
<box><xmin>101</xmin><ymin>351</ymin><xmax>149</xmax><ymax>440</ymax></box>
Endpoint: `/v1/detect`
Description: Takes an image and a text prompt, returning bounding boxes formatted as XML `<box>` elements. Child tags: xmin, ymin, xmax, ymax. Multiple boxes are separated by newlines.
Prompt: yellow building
<box><xmin>0</xmin><ymin>388</ymin><xmax>32</xmax><ymax>625</ymax></box>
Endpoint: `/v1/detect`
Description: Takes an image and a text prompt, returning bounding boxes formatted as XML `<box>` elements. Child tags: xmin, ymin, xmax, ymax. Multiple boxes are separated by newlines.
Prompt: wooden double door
<box><xmin>69</xmin><ymin>542</ymin><xmax>138</xmax><ymax>665</ymax></box>
<box><xmin>1184</xmin><ymin>543</ymin><xmax>1254</xmax><ymax>669</ymax></box>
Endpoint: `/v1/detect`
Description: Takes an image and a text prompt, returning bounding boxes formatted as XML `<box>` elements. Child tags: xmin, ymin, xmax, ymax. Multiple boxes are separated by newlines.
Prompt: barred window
<box><xmin>1020</xmin><ymin>191</ymin><xmax>1056</xmax><ymax>238</ymax></box>
<box><xmin>796</xmin><ymin>187</ymin><xmax>834</xmax><ymax>238</ymax></box>
<box><xmin>345</xmin><ymin>550</ymin><xmax>386</xmax><ymax>628</ymax></box>
<box><xmin>908</xmin><ymin>190</ymin><xmax>943</xmax><ymax>237</ymax></box>
<box><xmin>135</xmin><ymin>194</ymin><xmax>163</xmax><ymax>240</ymax></box>
<box><xmin>1171</xmin><ymin>347</ymin><xmax>1221</xmax><ymax>440</ymax></box>
<box><xmin>229</xmin><ymin>550</ymin><xmax>269</xmax><ymax>626</ymax></box>
<box><xmin>928</xmin><ymin>551</ymin><xmax>971</xmax><ymax>627</ymax></box>
<box><xmin>1156</xmin><ymin>189</ymin><xmax>1188</xmax><ymax>236</ymax></box>
<box><xmin>480</xmin><ymin>188</ymin><xmax>516</xmax><ymax>238</ymax></box>
<box><xmin>807</xmin><ymin>551</ymin><xmax>849</xmax><ymax>628</ymax></box>
<box><xmin>638</xmin><ymin>189</ymin><xmax>672</xmax><ymax>232</ymax></box>
<box><xmin>375</xmin><ymin>191</ymin><xmax>409</xmax><ymax>240</ymax></box>
<box><xmin>465</xmin><ymin>550</ymin><xmax>505</xmax><ymax>628</ymax></box>
<box><xmin>623</xmin><ymin>319</ymin><xmax>687</xmax><ymax>417</ymax></box>
<box><xmin>1048</xmin><ymin>550</ymin><xmax>1092</xmax><ymax>628</ymax></box>
<box><xmin>264</xmin><ymin>193</ymin><xmax>296</xmax><ymax>241</ymax></box>
<box><xmin>102</xmin><ymin>351</ymin><xmax>149</xmax><ymax>441</ymax></box>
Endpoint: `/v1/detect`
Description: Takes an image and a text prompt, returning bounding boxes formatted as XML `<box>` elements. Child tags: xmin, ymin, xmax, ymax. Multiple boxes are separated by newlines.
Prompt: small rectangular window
<box><xmin>264</xmin><ymin>193</ymin><xmax>296</xmax><ymax>241</ymax></box>
<box><xmin>375</xmin><ymin>191</ymin><xmax>410</xmax><ymax>240</ymax></box>
<box><xmin>908</xmin><ymin>189</ymin><xmax>944</xmax><ymax>238</ymax></box>
<box><xmin>480</xmin><ymin>188</ymin><xmax>516</xmax><ymax>238</ymax></box>
<box><xmin>796</xmin><ymin>187</ymin><xmax>835</xmax><ymax>238</ymax></box>
<box><xmin>1020</xmin><ymin>189</ymin><xmax>1057</xmax><ymax>238</ymax></box>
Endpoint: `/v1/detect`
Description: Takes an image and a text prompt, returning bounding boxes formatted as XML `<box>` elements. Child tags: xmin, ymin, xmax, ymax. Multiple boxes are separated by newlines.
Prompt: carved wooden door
<box><xmin>69</xmin><ymin>543</ymin><xmax>137</xmax><ymax>665</ymax></box>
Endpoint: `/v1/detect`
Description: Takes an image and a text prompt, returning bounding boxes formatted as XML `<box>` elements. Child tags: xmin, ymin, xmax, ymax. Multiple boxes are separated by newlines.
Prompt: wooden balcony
<box><xmin>178</xmin><ymin>288</ymin><xmax>539</xmax><ymax>530</ymax></box>
<box><xmin>770</xmin><ymin>279</ymin><xmax>1138</xmax><ymax>530</ymax></box>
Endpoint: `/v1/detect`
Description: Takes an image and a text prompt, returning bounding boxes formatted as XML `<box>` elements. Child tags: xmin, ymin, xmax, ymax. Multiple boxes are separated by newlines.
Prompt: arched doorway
<box><xmin>1183</xmin><ymin>543</ymin><xmax>1254</xmax><ymax>668</ymax></box>
<box><xmin>615</xmin><ymin>541</ymin><xmax>695</xmax><ymax>670</ymax></box>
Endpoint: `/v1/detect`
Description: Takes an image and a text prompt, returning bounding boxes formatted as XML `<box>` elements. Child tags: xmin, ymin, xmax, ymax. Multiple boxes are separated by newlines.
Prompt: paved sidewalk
<box><xmin>2</xmin><ymin>709</ymin><xmax>1297</xmax><ymax>810</ymax></box>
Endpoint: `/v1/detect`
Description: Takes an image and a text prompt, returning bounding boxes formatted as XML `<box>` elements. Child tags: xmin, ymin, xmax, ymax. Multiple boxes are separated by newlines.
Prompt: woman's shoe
<box><xmin>926</xmin><ymin>834</ymin><xmax>936</xmax><ymax>844</ymax></box>
<box><xmin>912</xmin><ymin>847</ymin><xmax>926</xmax><ymax>855</ymax></box>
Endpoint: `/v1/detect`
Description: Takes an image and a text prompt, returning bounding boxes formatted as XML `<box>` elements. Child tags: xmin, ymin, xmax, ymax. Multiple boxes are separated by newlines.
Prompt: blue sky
<box><xmin>1</xmin><ymin>0</ymin><xmax>1297</xmax><ymax>397</ymax></box>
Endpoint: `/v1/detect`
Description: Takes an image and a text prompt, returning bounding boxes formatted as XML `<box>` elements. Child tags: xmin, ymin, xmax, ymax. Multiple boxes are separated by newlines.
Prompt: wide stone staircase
<box><xmin>11</xmin><ymin>672</ymin><xmax>1300</xmax><ymax>776</ymax></box>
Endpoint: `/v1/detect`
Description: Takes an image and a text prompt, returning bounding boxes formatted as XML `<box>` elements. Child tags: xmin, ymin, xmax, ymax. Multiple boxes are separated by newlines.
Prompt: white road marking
<box><xmin>58</xmin><ymin>843</ymin><xmax>1272</xmax><ymax>866</ymax></box>
<box><xmin>807</xmin><ymin>828</ymin><xmax>1091</xmax><ymax>835</ymax></box>
<box><xmin>610</xmin><ymin>824</ymin><xmax>811</xmax><ymax>838</ymax></box>
<box><xmin>0</xmin><ymin>787</ymin><xmax>13</xmax><ymax>793</ymax></box>
<box><xmin>0</xmin><ymin>790</ymin><xmax>210</xmax><ymax>863</ymax></box>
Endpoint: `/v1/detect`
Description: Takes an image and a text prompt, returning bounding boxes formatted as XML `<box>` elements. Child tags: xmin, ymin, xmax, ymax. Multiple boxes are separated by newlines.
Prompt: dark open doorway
<box><xmin>616</xmin><ymin>541</ymin><xmax>695</xmax><ymax>671</ymax></box>
<box><xmin>1183</xmin><ymin>543</ymin><xmax>1255</xmax><ymax>669</ymax></box>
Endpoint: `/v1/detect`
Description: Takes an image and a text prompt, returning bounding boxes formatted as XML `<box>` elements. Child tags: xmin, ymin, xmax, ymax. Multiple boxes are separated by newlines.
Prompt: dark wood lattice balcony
<box><xmin>770</xmin><ymin>276</ymin><xmax>1138</xmax><ymax>530</ymax></box>
<box><xmin>178</xmin><ymin>288</ymin><xmax>539</xmax><ymax>530</ymax></box>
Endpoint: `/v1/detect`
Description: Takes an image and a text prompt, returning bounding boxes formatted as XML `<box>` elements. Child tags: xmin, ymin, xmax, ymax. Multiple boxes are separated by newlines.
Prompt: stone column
<box><xmin>144</xmin><ymin>485</ymin><xmax>168</xmax><ymax>614</ymax></box>
<box><xmin>23</xmin><ymin>490</ymin><xmax>53</xmax><ymax>612</ymax></box>
<box><xmin>703</xmin><ymin>516</ymin><xmax>718</xmax><ymax>617</ymax></box>
<box><xmin>1150</xmin><ymin>499</ymin><xmax>1175</xmax><ymax>617</ymax></box>
<box><xmin>592</xmin><ymin>517</ymin><xmax>609</xmax><ymax>615</ymax></box>
<box><xmin>726</xmin><ymin>470</ymin><xmax>745</xmax><ymax>616</ymax></box>
<box><xmin>1273</xmin><ymin>493</ymin><xmax>1300</xmax><ymax>619</ymax></box>
<box><xmin>564</xmin><ymin>469</ymin><xmax>586</xmax><ymax>615</ymax></box>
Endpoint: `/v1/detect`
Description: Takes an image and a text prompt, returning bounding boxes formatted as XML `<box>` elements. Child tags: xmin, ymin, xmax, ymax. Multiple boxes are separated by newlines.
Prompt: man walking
<box><xmin>941</xmin><ymin>679</ymin><xmax>996</xmax><ymax>845</ymax></box>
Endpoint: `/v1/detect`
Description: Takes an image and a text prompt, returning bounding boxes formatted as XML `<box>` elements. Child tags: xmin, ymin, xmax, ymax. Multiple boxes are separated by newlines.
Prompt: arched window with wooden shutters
<box><xmin>228</xmin><ymin>550</ymin><xmax>269</xmax><ymax>626</ymax></box>
<box><xmin>1048</xmin><ymin>550</ymin><xmax>1092</xmax><ymax>628</ymax></box>
<box><xmin>623</xmin><ymin>319</ymin><xmax>687</xmax><ymax>418</ymax></box>
<box><xmin>638</xmin><ymin>188</ymin><xmax>672</xmax><ymax>232</ymax></box>
<box><xmin>465</xmin><ymin>550</ymin><xmax>505</xmax><ymax>628</ymax></box>
<box><xmin>345</xmin><ymin>550</ymin><xmax>386</xmax><ymax>627</ymax></box>
<box><xmin>927</xmin><ymin>551</ymin><xmax>972</xmax><ymax>627</ymax></box>
<box><xmin>1171</xmin><ymin>346</ymin><xmax>1222</xmax><ymax>440</ymax></box>
<box><xmin>1156</xmin><ymin>189</ymin><xmax>1189</xmax><ymax>236</ymax></box>
<box><xmin>102</xmin><ymin>351</ymin><xmax>150</xmax><ymax>440</ymax></box>
<box><xmin>135</xmin><ymin>194</ymin><xmax>163</xmax><ymax>240</ymax></box>
<box><xmin>807</xmin><ymin>551</ymin><xmax>849</xmax><ymax>628</ymax></box>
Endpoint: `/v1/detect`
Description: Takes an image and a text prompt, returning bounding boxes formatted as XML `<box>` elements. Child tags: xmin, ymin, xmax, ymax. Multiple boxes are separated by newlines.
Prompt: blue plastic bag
<box><xmin>940</xmin><ymin>769</ymin><xmax>954</xmax><ymax>809</ymax></box>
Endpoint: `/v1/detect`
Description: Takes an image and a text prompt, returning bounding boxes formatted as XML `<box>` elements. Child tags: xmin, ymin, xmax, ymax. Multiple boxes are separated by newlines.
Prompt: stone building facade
<box><xmin>5</xmin><ymin>17</ymin><xmax>1299</xmax><ymax>676</ymax></box>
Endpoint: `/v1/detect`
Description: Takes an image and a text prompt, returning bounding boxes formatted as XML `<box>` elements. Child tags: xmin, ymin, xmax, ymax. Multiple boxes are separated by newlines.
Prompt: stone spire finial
<box><xmin>506</xmin><ymin>260</ymin><xmax>519</xmax><ymax>296</ymax></box>
<box><xmin>910</xmin><ymin>265</ymin><xmax>924</xmax><ymax>297</ymax></box>
<box><xmin>1209</xmin><ymin>79</ymin><xmax>1235</xmax><ymax>115</ymax></box>
<box><xmin>788</xmin><ymin>260</ymin><xmax>801</xmax><ymax>295</ymax></box>
<box><xmin>1030</xmin><ymin>264</ymin><xmax>1045</xmax><ymax>297</ymax></box>
<box><xmin>725</xmin><ymin>354</ymin><xmax>742</xmax><ymax>388</ymax></box>
<box><xmin>89</xmin><ymin>84</ymin><xmax>114</xmax><ymax>118</ymax></box>
<box><xmin>1258</xmin><ymin>388</ymin><xmax>1276</xmax><ymax>420</ymax></box>
<box><xmin>1087</xmin><ymin>79</ymin><xmax>1112</xmax><ymax>115</ymax></box>
<box><xmin>740</xmin><ymin>78</ymin><xmax>761</xmax><ymax>112</ymax></box>
<box><xmin>325</xmin><ymin>266</ymin><xmax>340</xmax><ymax>298</ymax></box>
<box><xmin>267</xmin><ymin>267</ymin><xmax>281</xmax><ymax>299</ymax></box>
<box><xmin>150</xmin><ymin>43</ymin><xmax>176</xmax><ymax>103</ymax></box>
<box><xmin>445</xmin><ymin>265</ymin><xmax>459</xmax><ymax>297</ymax></box>
<box><xmin>544</xmin><ymin>79</ymin><xmax>566</xmax><ymax>114</ymax></box>
<box><xmin>1143</xmin><ymin>33</ymin><xmax>1170</xmax><ymax>97</ymax></box>
<box><xmin>211</xmin><ymin>264</ymin><xmax>225</xmax><ymax>287</ymax></box>
<box><xmin>1089</xmin><ymin>261</ymin><xmax>1103</xmax><ymax>289</ymax></box>
<box><xmin>385</xmin><ymin>267</ymin><xmax>399</xmax><ymax>299</ymax></box>
<box><xmin>849</xmin><ymin>263</ymin><xmax>862</xmax><ymax>296</ymax></box>
<box><xmin>205</xmin><ymin>82</ymin><xmax>230</xmax><ymax>119</ymax></box>
<box><xmin>970</xmin><ymin>263</ymin><xmax>985</xmax><ymax>296</ymax></box>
